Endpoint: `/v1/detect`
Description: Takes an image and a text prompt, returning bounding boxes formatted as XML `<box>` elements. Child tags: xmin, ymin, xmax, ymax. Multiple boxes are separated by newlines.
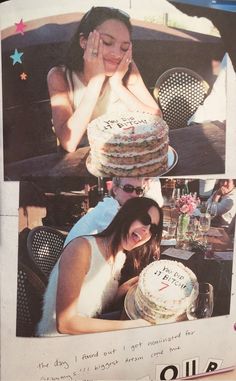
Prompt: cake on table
<box><xmin>87</xmin><ymin>111</ymin><xmax>169</xmax><ymax>176</ymax></box>
<box><xmin>134</xmin><ymin>260</ymin><xmax>198</xmax><ymax>323</ymax></box>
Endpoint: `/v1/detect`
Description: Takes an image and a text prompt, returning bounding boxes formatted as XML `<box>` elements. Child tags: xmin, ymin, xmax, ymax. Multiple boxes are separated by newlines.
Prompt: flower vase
<box><xmin>176</xmin><ymin>214</ymin><xmax>190</xmax><ymax>249</ymax></box>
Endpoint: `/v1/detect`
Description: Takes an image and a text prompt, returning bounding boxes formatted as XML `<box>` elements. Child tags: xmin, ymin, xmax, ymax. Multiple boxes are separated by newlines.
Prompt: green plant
<box><xmin>188</xmin><ymin>239</ymin><xmax>207</xmax><ymax>254</ymax></box>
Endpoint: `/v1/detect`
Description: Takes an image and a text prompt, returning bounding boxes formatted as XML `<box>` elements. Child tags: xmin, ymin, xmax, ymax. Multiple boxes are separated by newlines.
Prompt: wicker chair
<box><xmin>27</xmin><ymin>226</ymin><xmax>66</xmax><ymax>282</ymax></box>
<box><xmin>153</xmin><ymin>67</ymin><xmax>209</xmax><ymax>129</ymax></box>
<box><xmin>16</xmin><ymin>261</ymin><xmax>46</xmax><ymax>337</ymax></box>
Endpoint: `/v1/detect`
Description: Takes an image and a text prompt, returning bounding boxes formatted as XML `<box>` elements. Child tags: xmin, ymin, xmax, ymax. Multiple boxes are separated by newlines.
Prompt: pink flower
<box><xmin>180</xmin><ymin>204</ymin><xmax>189</xmax><ymax>213</ymax></box>
<box><xmin>175</xmin><ymin>193</ymin><xmax>200</xmax><ymax>215</ymax></box>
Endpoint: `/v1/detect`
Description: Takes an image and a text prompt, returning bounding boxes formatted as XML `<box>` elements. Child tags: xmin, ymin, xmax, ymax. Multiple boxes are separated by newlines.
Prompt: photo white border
<box><xmin>1</xmin><ymin>0</ymin><xmax>236</xmax><ymax>380</ymax></box>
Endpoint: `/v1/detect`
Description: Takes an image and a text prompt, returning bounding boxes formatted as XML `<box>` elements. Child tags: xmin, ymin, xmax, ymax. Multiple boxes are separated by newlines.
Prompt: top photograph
<box><xmin>1</xmin><ymin>0</ymin><xmax>235</xmax><ymax>180</ymax></box>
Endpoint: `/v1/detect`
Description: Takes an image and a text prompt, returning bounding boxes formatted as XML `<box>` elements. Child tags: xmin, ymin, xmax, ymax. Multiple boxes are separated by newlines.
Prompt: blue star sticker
<box><xmin>10</xmin><ymin>48</ymin><xmax>24</xmax><ymax>65</ymax></box>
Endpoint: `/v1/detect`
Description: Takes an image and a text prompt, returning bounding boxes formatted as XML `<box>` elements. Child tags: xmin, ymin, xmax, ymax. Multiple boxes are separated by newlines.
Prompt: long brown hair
<box><xmin>96</xmin><ymin>197</ymin><xmax>163</xmax><ymax>274</ymax></box>
<box><xmin>65</xmin><ymin>7</ymin><xmax>132</xmax><ymax>73</ymax></box>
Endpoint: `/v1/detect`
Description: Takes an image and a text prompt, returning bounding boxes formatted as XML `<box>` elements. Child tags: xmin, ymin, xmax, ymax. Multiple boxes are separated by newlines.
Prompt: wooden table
<box><xmin>4</xmin><ymin>147</ymin><xmax>91</xmax><ymax>180</ymax></box>
<box><xmin>160</xmin><ymin>223</ymin><xmax>233</xmax><ymax>317</ymax></box>
<box><xmin>4</xmin><ymin>121</ymin><xmax>225</xmax><ymax>180</ymax></box>
<box><xmin>160</xmin><ymin>207</ymin><xmax>233</xmax><ymax>317</ymax></box>
<box><xmin>162</xmin><ymin>206</ymin><xmax>233</xmax><ymax>253</ymax></box>
<box><xmin>206</xmin><ymin>227</ymin><xmax>233</xmax><ymax>252</ymax></box>
<box><xmin>168</xmin><ymin>121</ymin><xmax>225</xmax><ymax>176</ymax></box>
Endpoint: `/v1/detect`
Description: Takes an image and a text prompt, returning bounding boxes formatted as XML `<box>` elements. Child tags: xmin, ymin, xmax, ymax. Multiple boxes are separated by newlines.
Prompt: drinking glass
<box><xmin>186</xmin><ymin>217</ymin><xmax>198</xmax><ymax>240</ymax></box>
<box><xmin>169</xmin><ymin>188</ymin><xmax>181</xmax><ymax>208</ymax></box>
<box><xmin>187</xmin><ymin>282</ymin><xmax>214</xmax><ymax>320</ymax></box>
<box><xmin>168</xmin><ymin>221</ymin><xmax>177</xmax><ymax>239</ymax></box>
<box><xmin>200</xmin><ymin>201</ymin><xmax>207</xmax><ymax>213</ymax></box>
<box><xmin>199</xmin><ymin>213</ymin><xmax>211</xmax><ymax>243</ymax></box>
<box><xmin>207</xmin><ymin>201</ymin><xmax>218</xmax><ymax>219</ymax></box>
<box><xmin>172</xmin><ymin>188</ymin><xmax>180</xmax><ymax>200</ymax></box>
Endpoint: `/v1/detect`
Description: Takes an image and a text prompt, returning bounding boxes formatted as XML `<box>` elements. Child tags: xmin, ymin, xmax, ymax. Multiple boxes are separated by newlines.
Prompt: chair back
<box><xmin>27</xmin><ymin>226</ymin><xmax>66</xmax><ymax>281</ymax></box>
<box><xmin>153</xmin><ymin>67</ymin><xmax>209</xmax><ymax>129</ymax></box>
<box><xmin>16</xmin><ymin>261</ymin><xmax>46</xmax><ymax>337</ymax></box>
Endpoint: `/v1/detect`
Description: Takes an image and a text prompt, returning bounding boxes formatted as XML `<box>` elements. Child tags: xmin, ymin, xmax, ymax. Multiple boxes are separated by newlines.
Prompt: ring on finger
<box><xmin>92</xmin><ymin>50</ymin><xmax>98</xmax><ymax>56</ymax></box>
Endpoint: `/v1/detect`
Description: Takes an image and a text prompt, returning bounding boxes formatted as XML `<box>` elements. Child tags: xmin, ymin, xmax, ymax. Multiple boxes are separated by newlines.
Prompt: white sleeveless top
<box><xmin>65</xmin><ymin>68</ymin><xmax>127</xmax><ymax>119</ymax></box>
<box><xmin>36</xmin><ymin>236</ymin><xmax>126</xmax><ymax>336</ymax></box>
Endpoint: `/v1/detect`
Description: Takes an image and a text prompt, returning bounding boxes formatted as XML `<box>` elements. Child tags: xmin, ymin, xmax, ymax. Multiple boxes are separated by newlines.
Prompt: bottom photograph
<box><xmin>17</xmin><ymin>177</ymin><xmax>235</xmax><ymax>337</ymax></box>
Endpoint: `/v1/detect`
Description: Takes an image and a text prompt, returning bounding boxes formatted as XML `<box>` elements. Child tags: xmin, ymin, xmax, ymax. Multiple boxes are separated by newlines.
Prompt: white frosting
<box><xmin>139</xmin><ymin>260</ymin><xmax>196</xmax><ymax>300</ymax></box>
<box><xmin>135</xmin><ymin>260</ymin><xmax>198</xmax><ymax>323</ymax></box>
<box><xmin>93</xmin><ymin>142</ymin><xmax>167</xmax><ymax>159</ymax></box>
<box><xmin>87</xmin><ymin>111</ymin><xmax>169</xmax><ymax>176</ymax></box>
<box><xmin>96</xmin><ymin>154</ymin><xmax>167</xmax><ymax>169</ymax></box>
<box><xmin>88</xmin><ymin>111</ymin><xmax>165</xmax><ymax>136</ymax></box>
<box><xmin>90</xmin><ymin>134</ymin><xmax>166</xmax><ymax>148</ymax></box>
<box><xmin>99</xmin><ymin>161</ymin><xmax>168</xmax><ymax>177</ymax></box>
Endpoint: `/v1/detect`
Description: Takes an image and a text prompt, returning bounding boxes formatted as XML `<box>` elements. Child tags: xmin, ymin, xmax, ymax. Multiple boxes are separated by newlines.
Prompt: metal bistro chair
<box><xmin>153</xmin><ymin>67</ymin><xmax>209</xmax><ymax>129</ymax></box>
<box><xmin>27</xmin><ymin>226</ymin><xmax>66</xmax><ymax>282</ymax></box>
<box><xmin>16</xmin><ymin>261</ymin><xmax>46</xmax><ymax>337</ymax></box>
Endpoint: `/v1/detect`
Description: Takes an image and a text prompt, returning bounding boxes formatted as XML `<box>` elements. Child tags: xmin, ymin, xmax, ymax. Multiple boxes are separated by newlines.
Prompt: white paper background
<box><xmin>1</xmin><ymin>0</ymin><xmax>236</xmax><ymax>380</ymax></box>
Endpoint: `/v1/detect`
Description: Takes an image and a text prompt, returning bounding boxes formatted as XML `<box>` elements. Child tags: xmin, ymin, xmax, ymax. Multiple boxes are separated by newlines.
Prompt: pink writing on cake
<box><xmin>162</xmin><ymin>273</ymin><xmax>187</xmax><ymax>289</ymax></box>
<box><xmin>123</xmin><ymin>126</ymin><xmax>135</xmax><ymax>134</ymax></box>
<box><xmin>159</xmin><ymin>282</ymin><xmax>169</xmax><ymax>291</ymax></box>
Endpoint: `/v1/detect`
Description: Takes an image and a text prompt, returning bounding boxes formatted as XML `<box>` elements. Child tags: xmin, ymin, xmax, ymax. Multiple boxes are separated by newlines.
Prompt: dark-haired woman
<box><xmin>48</xmin><ymin>7</ymin><xmax>161</xmax><ymax>152</ymax></box>
<box><xmin>37</xmin><ymin>197</ymin><xmax>163</xmax><ymax>336</ymax></box>
<box><xmin>207</xmin><ymin>179</ymin><xmax>236</xmax><ymax>226</ymax></box>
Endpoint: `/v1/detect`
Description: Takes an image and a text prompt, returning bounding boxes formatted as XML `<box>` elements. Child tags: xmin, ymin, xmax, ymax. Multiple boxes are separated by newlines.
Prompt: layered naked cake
<box><xmin>87</xmin><ymin>111</ymin><xmax>169</xmax><ymax>176</ymax></box>
<box><xmin>134</xmin><ymin>260</ymin><xmax>198</xmax><ymax>323</ymax></box>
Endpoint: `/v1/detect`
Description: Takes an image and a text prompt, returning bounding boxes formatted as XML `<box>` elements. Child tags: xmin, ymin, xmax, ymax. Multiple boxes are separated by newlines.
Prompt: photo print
<box><xmin>16</xmin><ymin>176</ymin><xmax>235</xmax><ymax>337</ymax></box>
<box><xmin>1</xmin><ymin>0</ymin><xmax>236</xmax><ymax>380</ymax></box>
<box><xmin>1</xmin><ymin>0</ymin><xmax>232</xmax><ymax>181</ymax></box>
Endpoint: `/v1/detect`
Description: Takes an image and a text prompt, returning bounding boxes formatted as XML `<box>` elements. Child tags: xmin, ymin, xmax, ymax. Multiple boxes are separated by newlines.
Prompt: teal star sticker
<box><xmin>10</xmin><ymin>48</ymin><xmax>24</xmax><ymax>65</ymax></box>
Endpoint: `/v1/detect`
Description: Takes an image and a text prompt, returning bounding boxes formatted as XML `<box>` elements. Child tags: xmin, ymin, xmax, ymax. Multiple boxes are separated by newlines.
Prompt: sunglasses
<box><xmin>119</xmin><ymin>184</ymin><xmax>145</xmax><ymax>196</ymax></box>
<box><xmin>83</xmin><ymin>6</ymin><xmax>130</xmax><ymax>23</ymax></box>
<box><xmin>138</xmin><ymin>213</ymin><xmax>158</xmax><ymax>235</ymax></box>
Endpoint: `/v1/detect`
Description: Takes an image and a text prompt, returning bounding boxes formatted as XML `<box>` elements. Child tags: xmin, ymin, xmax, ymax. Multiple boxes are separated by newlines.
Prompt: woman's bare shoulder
<box><xmin>60</xmin><ymin>237</ymin><xmax>92</xmax><ymax>272</ymax></box>
<box><xmin>48</xmin><ymin>65</ymin><xmax>65</xmax><ymax>77</ymax></box>
<box><xmin>64</xmin><ymin>236</ymin><xmax>92</xmax><ymax>254</ymax></box>
<box><xmin>47</xmin><ymin>66</ymin><xmax>68</xmax><ymax>89</ymax></box>
<box><xmin>63</xmin><ymin>237</ymin><xmax>93</xmax><ymax>260</ymax></box>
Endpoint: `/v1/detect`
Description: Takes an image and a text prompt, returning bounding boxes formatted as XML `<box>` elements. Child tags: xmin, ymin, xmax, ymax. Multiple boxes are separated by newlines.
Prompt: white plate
<box><xmin>86</xmin><ymin>146</ymin><xmax>178</xmax><ymax>177</ymax></box>
<box><xmin>124</xmin><ymin>284</ymin><xmax>141</xmax><ymax>321</ymax></box>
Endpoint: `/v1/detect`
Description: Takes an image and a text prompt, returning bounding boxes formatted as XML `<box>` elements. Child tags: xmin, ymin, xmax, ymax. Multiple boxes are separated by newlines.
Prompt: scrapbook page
<box><xmin>1</xmin><ymin>0</ymin><xmax>236</xmax><ymax>380</ymax></box>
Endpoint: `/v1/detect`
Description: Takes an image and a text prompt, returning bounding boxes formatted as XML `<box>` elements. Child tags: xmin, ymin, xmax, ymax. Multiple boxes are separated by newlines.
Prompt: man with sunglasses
<box><xmin>64</xmin><ymin>177</ymin><xmax>163</xmax><ymax>247</ymax></box>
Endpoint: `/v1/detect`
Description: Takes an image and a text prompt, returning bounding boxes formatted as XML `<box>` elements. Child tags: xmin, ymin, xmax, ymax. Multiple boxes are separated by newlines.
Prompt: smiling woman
<box><xmin>36</xmin><ymin>197</ymin><xmax>163</xmax><ymax>336</ymax></box>
<box><xmin>47</xmin><ymin>6</ymin><xmax>161</xmax><ymax>152</ymax></box>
